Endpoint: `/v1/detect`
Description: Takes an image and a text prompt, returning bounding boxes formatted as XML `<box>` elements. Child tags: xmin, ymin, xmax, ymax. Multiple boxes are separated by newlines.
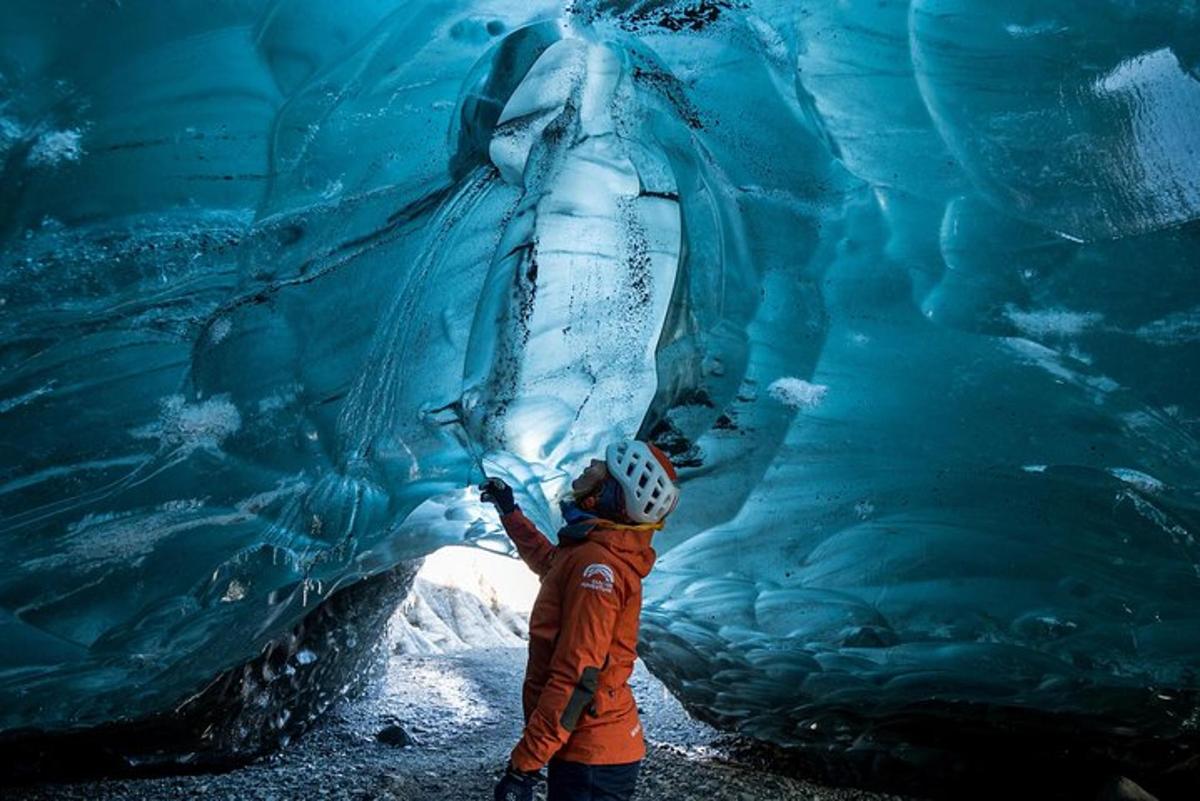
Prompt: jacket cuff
<box><xmin>509</xmin><ymin>741</ymin><xmax>544</xmax><ymax>773</ymax></box>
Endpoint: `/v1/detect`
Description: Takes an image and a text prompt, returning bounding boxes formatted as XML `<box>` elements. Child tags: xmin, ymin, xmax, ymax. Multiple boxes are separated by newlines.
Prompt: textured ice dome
<box><xmin>0</xmin><ymin>0</ymin><xmax>1198</xmax><ymax>782</ymax></box>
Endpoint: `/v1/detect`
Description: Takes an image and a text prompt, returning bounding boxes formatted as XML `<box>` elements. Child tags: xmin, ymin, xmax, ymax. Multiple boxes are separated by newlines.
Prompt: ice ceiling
<box><xmin>1</xmin><ymin>0</ymin><xmax>1198</xmax><ymax>789</ymax></box>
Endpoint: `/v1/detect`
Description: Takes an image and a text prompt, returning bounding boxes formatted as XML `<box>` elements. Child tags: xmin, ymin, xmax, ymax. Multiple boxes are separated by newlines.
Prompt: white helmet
<box><xmin>605</xmin><ymin>439</ymin><xmax>680</xmax><ymax>524</ymax></box>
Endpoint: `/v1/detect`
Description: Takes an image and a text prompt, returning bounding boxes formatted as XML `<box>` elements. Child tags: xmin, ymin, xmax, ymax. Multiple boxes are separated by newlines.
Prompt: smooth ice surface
<box><xmin>1</xmin><ymin>0</ymin><xmax>1198</xmax><ymax>776</ymax></box>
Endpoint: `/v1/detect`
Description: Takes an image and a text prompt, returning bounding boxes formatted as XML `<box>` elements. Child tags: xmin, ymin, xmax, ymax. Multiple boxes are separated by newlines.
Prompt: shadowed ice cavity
<box><xmin>0</xmin><ymin>0</ymin><xmax>1198</xmax><ymax>789</ymax></box>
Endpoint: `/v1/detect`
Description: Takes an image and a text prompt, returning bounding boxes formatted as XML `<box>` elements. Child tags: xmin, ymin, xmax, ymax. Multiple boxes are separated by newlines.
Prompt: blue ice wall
<box><xmin>1</xmin><ymin>0</ymin><xmax>1198</xmax><ymax>784</ymax></box>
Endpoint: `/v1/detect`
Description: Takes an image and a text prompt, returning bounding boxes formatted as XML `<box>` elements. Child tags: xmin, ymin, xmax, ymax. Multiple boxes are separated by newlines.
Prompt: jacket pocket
<box><xmin>559</xmin><ymin>666</ymin><xmax>600</xmax><ymax>732</ymax></box>
<box><xmin>587</xmin><ymin>686</ymin><xmax>617</xmax><ymax>719</ymax></box>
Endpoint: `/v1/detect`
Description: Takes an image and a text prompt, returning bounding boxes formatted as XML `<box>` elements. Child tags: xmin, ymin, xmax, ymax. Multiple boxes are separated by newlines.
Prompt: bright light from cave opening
<box><xmin>421</xmin><ymin>546</ymin><xmax>540</xmax><ymax>612</ymax></box>
<box><xmin>390</xmin><ymin>545</ymin><xmax>541</xmax><ymax>655</ymax></box>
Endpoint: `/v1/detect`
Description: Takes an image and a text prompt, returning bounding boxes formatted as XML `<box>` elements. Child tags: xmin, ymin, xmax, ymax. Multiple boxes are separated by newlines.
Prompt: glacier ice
<box><xmin>1</xmin><ymin>0</ymin><xmax>1199</xmax><ymax>793</ymax></box>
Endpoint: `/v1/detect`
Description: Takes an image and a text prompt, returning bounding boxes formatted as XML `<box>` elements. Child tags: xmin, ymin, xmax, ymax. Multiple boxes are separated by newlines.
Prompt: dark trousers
<box><xmin>547</xmin><ymin>758</ymin><xmax>641</xmax><ymax>801</ymax></box>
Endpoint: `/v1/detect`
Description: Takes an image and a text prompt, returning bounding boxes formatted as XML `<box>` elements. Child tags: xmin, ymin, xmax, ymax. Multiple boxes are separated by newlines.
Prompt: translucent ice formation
<box><xmin>1</xmin><ymin>0</ymin><xmax>1198</xmax><ymax>792</ymax></box>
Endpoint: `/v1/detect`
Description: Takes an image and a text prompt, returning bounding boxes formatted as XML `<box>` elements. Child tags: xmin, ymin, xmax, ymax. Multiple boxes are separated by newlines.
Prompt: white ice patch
<box><xmin>131</xmin><ymin>394</ymin><xmax>242</xmax><ymax>455</ymax></box>
<box><xmin>257</xmin><ymin>385</ymin><xmax>300</xmax><ymax>414</ymax></box>
<box><xmin>1135</xmin><ymin>306</ymin><xmax>1200</xmax><ymax>345</ymax></box>
<box><xmin>746</xmin><ymin>15</ymin><xmax>790</xmax><ymax>63</ymax></box>
<box><xmin>208</xmin><ymin>316</ymin><xmax>232</xmax><ymax>344</ymax></box>
<box><xmin>1064</xmin><ymin>344</ymin><xmax>1094</xmax><ymax>365</ymax></box>
<box><xmin>30</xmin><ymin>499</ymin><xmax>209</xmax><ymax>572</ymax></box>
<box><xmin>320</xmin><ymin>178</ymin><xmax>344</xmax><ymax>200</ymax></box>
<box><xmin>1004</xmin><ymin>305</ymin><xmax>1102</xmax><ymax>338</ymax></box>
<box><xmin>1092</xmin><ymin>48</ymin><xmax>1200</xmax><ymax>231</ymax></box>
<box><xmin>1109</xmin><ymin>467</ymin><xmax>1165</xmax><ymax>493</ymax></box>
<box><xmin>489</xmin><ymin>38</ymin><xmax>587</xmax><ymax>185</ymax></box>
<box><xmin>25</xmin><ymin>481</ymin><xmax>308</xmax><ymax>573</ymax></box>
<box><xmin>221</xmin><ymin>579</ymin><xmax>247</xmax><ymax>603</ymax></box>
<box><xmin>26</xmin><ymin>128</ymin><xmax>84</xmax><ymax>167</ymax></box>
<box><xmin>466</xmin><ymin>35</ymin><xmax>681</xmax><ymax>474</ymax></box>
<box><xmin>0</xmin><ymin>116</ymin><xmax>23</xmax><ymax>156</ymax></box>
<box><xmin>767</xmin><ymin>377</ymin><xmax>828</xmax><ymax>409</ymax></box>
<box><xmin>1117</xmin><ymin>491</ymin><xmax>1199</xmax><ymax>579</ymax></box>
<box><xmin>1004</xmin><ymin>338</ymin><xmax>1119</xmax><ymax>394</ymax></box>
<box><xmin>235</xmin><ymin>477</ymin><xmax>309</xmax><ymax>515</ymax></box>
<box><xmin>1004</xmin><ymin>21</ymin><xmax>1067</xmax><ymax>38</ymax></box>
<box><xmin>1034</xmin><ymin>615</ymin><xmax>1078</xmax><ymax>632</ymax></box>
<box><xmin>0</xmin><ymin>381</ymin><xmax>56</xmax><ymax>414</ymax></box>
<box><xmin>1121</xmin><ymin>410</ymin><xmax>1171</xmax><ymax>438</ymax></box>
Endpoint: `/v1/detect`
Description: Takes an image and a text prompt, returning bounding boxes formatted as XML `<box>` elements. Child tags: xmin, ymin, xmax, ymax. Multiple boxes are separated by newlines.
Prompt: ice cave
<box><xmin>0</xmin><ymin>1</ymin><xmax>1198</xmax><ymax>799</ymax></box>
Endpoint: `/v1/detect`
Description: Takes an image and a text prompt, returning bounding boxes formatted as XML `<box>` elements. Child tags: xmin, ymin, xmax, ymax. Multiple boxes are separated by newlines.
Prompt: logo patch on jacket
<box><xmin>581</xmin><ymin>563</ymin><xmax>615</xmax><ymax>593</ymax></box>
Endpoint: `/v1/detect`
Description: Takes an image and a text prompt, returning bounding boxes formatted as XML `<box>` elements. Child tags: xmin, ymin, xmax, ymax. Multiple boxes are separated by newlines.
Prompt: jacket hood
<box><xmin>585</xmin><ymin>524</ymin><xmax>657</xmax><ymax>578</ymax></box>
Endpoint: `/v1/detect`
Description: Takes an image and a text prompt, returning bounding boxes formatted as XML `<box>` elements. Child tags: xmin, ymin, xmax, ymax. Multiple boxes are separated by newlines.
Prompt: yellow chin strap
<box><xmin>584</xmin><ymin>516</ymin><xmax>665</xmax><ymax>533</ymax></box>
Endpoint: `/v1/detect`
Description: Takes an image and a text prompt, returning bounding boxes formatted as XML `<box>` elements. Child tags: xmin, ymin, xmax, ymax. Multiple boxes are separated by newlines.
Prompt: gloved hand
<box><xmin>492</xmin><ymin>762</ymin><xmax>542</xmax><ymax>801</ymax></box>
<box><xmin>479</xmin><ymin>477</ymin><xmax>516</xmax><ymax>515</ymax></box>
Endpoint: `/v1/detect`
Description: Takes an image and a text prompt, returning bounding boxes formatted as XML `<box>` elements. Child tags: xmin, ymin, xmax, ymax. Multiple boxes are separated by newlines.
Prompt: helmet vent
<box><xmin>604</xmin><ymin>439</ymin><xmax>680</xmax><ymax>524</ymax></box>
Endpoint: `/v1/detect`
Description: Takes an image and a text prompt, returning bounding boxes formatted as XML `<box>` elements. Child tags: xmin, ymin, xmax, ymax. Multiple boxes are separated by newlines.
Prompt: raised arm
<box><xmin>479</xmin><ymin>477</ymin><xmax>557</xmax><ymax>577</ymax></box>
<box><xmin>499</xmin><ymin>507</ymin><xmax>557</xmax><ymax>578</ymax></box>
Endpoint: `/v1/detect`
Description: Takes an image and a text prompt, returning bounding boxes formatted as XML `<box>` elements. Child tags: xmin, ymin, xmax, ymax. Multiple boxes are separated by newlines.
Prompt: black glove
<box><xmin>479</xmin><ymin>477</ymin><xmax>516</xmax><ymax>515</ymax></box>
<box><xmin>492</xmin><ymin>763</ymin><xmax>542</xmax><ymax>801</ymax></box>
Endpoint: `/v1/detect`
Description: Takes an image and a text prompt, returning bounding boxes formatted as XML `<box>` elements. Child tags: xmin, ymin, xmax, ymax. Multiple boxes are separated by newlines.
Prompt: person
<box><xmin>480</xmin><ymin>439</ymin><xmax>680</xmax><ymax>801</ymax></box>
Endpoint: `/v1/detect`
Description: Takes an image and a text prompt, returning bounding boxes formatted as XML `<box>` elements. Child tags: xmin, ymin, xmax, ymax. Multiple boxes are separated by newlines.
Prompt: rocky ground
<box><xmin>9</xmin><ymin>647</ymin><xmax>918</xmax><ymax>801</ymax></box>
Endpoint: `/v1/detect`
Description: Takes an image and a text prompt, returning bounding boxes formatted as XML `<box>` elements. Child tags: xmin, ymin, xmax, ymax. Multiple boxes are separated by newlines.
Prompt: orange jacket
<box><xmin>500</xmin><ymin>508</ymin><xmax>657</xmax><ymax>771</ymax></box>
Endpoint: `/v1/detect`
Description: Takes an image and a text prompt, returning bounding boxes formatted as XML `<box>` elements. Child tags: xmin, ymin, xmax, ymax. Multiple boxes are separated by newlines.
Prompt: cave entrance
<box><xmin>390</xmin><ymin>545</ymin><xmax>540</xmax><ymax>655</ymax></box>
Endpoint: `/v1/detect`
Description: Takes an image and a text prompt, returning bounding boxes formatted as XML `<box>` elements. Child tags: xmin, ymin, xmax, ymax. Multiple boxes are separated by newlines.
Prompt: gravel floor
<box><xmin>9</xmin><ymin>648</ymin><xmax>920</xmax><ymax>801</ymax></box>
